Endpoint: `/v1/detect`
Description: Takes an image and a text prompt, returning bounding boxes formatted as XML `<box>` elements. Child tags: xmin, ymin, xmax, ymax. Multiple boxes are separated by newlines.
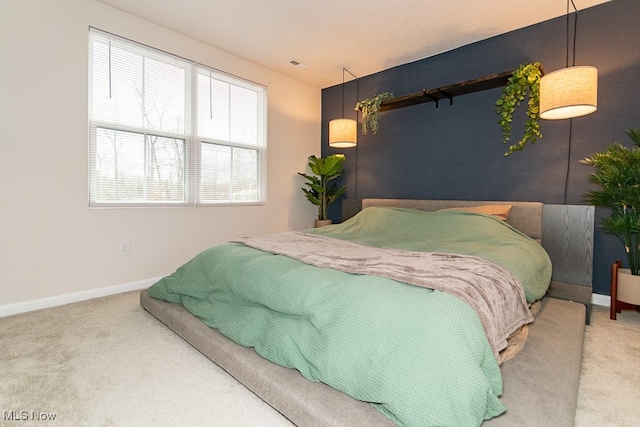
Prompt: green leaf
<box><xmin>299</xmin><ymin>154</ymin><xmax>348</xmax><ymax>219</ymax></box>
<box><xmin>582</xmin><ymin>130</ymin><xmax>640</xmax><ymax>273</ymax></box>
<box><xmin>496</xmin><ymin>62</ymin><xmax>543</xmax><ymax>156</ymax></box>
<box><xmin>356</xmin><ymin>92</ymin><xmax>394</xmax><ymax>135</ymax></box>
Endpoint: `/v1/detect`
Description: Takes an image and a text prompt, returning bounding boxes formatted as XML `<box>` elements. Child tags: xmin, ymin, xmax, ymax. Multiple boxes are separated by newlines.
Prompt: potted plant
<box><xmin>581</xmin><ymin>128</ymin><xmax>640</xmax><ymax>318</ymax></box>
<box><xmin>495</xmin><ymin>62</ymin><xmax>543</xmax><ymax>156</ymax></box>
<box><xmin>298</xmin><ymin>154</ymin><xmax>347</xmax><ymax>227</ymax></box>
<box><xmin>355</xmin><ymin>92</ymin><xmax>394</xmax><ymax>135</ymax></box>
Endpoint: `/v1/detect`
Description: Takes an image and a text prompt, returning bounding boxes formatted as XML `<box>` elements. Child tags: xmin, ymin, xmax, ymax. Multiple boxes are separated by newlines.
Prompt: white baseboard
<box><xmin>0</xmin><ymin>277</ymin><xmax>161</xmax><ymax>317</ymax></box>
<box><xmin>592</xmin><ymin>293</ymin><xmax>611</xmax><ymax>307</ymax></box>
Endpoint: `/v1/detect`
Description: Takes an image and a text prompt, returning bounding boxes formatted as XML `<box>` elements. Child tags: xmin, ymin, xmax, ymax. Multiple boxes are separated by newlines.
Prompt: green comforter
<box><xmin>149</xmin><ymin>207</ymin><xmax>552</xmax><ymax>426</ymax></box>
<box><xmin>308</xmin><ymin>207</ymin><xmax>551</xmax><ymax>303</ymax></box>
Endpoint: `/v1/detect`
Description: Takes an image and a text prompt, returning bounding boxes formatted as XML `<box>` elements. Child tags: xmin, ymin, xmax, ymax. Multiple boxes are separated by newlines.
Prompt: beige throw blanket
<box><xmin>234</xmin><ymin>231</ymin><xmax>534</xmax><ymax>362</ymax></box>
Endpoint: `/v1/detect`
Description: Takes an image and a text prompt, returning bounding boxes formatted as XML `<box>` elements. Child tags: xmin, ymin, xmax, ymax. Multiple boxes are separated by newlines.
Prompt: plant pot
<box><xmin>611</xmin><ymin>261</ymin><xmax>640</xmax><ymax>320</ymax></box>
<box><xmin>616</xmin><ymin>268</ymin><xmax>640</xmax><ymax>306</ymax></box>
<box><xmin>314</xmin><ymin>219</ymin><xmax>332</xmax><ymax>228</ymax></box>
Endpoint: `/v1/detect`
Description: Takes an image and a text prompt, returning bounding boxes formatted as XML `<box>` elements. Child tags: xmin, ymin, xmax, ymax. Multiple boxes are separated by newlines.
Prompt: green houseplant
<box><xmin>298</xmin><ymin>154</ymin><xmax>347</xmax><ymax>226</ymax></box>
<box><xmin>495</xmin><ymin>62</ymin><xmax>543</xmax><ymax>156</ymax></box>
<box><xmin>582</xmin><ymin>129</ymin><xmax>640</xmax><ymax>274</ymax></box>
<box><xmin>355</xmin><ymin>92</ymin><xmax>394</xmax><ymax>135</ymax></box>
<box><xmin>581</xmin><ymin>129</ymin><xmax>640</xmax><ymax>316</ymax></box>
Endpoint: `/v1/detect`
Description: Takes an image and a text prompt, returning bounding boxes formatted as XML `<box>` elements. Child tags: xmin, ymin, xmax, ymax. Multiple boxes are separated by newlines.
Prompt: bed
<box><xmin>140</xmin><ymin>199</ymin><xmax>586</xmax><ymax>426</ymax></box>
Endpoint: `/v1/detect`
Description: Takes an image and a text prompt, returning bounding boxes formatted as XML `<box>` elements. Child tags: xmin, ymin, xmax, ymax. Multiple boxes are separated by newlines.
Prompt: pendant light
<box><xmin>539</xmin><ymin>0</ymin><xmax>597</xmax><ymax>120</ymax></box>
<box><xmin>329</xmin><ymin>68</ymin><xmax>358</xmax><ymax>148</ymax></box>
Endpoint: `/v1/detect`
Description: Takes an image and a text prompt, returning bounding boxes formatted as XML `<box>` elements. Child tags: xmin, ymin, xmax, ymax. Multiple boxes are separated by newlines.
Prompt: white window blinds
<box><xmin>88</xmin><ymin>28</ymin><xmax>266</xmax><ymax>207</ymax></box>
<box><xmin>196</xmin><ymin>69</ymin><xmax>265</xmax><ymax>203</ymax></box>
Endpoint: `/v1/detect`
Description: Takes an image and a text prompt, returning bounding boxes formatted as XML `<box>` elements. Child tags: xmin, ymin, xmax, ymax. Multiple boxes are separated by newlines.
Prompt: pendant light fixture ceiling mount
<box><xmin>539</xmin><ymin>0</ymin><xmax>598</xmax><ymax>121</ymax></box>
<box><xmin>329</xmin><ymin>68</ymin><xmax>358</xmax><ymax>148</ymax></box>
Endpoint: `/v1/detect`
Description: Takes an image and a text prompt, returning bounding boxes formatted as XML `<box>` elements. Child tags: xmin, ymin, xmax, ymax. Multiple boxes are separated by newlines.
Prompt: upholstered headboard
<box><xmin>361</xmin><ymin>199</ymin><xmax>544</xmax><ymax>242</ymax></box>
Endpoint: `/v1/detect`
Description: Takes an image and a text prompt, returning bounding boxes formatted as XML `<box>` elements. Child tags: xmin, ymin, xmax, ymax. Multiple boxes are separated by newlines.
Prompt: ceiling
<box><xmin>96</xmin><ymin>0</ymin><xmax>610</xmax><ymax>88</ymax></box>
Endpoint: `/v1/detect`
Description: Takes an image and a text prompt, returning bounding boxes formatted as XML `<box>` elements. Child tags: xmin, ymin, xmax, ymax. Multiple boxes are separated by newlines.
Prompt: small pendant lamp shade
<box><xmin>329</xmin><ymin>118</ymin><xmax>357</xmax><ymax>148</ymax></box>
<box><xmin>539</xmin><ymin>66</ymin><xmax>598</xmax><ymax>120</ymax></box>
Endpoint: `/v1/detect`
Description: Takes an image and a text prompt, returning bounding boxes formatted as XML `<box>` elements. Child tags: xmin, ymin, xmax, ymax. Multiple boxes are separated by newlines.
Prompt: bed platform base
<box><xmin>140</xmin><ymin>290</ymin><xmax>585</xmax><ymax>426</ymax></box>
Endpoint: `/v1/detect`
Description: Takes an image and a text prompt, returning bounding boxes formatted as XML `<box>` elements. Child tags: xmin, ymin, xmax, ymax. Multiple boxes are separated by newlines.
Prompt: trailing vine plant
<box><xmin>495</xmin><ymin>62</ymin><xmax>543</xmax><ymax>156</ymax></box>
<box><xmin>355</xmin><ymin>92</ymin><xmax>394</xmax><ymax>135</ymax></box>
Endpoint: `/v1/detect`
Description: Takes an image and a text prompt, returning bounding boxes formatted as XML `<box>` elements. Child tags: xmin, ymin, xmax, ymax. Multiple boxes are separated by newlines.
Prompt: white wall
<box><xmin>0</xmin><ymin>0</ymin><xmax>320</xmax><ymax>311</ymax></box>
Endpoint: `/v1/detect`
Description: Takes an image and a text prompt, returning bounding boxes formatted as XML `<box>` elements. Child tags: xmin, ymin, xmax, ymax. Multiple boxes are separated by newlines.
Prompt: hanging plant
<box><xmin>355</xmin><ymin>92</ymin><xmax>394</xmax><ymax>135</ymax></box>
<box><xmin>495</xmin><ymin>62</ymin><xmax>543</xmax><ymax>156</ymax></box>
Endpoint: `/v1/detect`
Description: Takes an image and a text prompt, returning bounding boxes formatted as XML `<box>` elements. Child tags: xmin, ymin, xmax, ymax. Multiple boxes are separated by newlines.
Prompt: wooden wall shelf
<box><xmin>375</xmin><ymin>70</ymin><xmax>513</xmax><ymax>112</ymax></box>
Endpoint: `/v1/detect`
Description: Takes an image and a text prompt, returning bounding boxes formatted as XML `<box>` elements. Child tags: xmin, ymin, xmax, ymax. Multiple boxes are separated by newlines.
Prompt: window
<box><xmin>88</xmin><ymin>28</ymin><xmax>266</xmax><ymax>207</ymax></box>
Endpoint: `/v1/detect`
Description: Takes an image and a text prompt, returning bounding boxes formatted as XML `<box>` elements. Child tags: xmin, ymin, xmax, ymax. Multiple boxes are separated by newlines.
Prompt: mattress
<box><xmin>140</xmin><ymin>292</ymin><xmax>585</xmax><ymax>426</ymax></box>
<box><xmin>140</xmin><ymin>199</ymin><xmax>586</xmax><ymax>426</ymax></box>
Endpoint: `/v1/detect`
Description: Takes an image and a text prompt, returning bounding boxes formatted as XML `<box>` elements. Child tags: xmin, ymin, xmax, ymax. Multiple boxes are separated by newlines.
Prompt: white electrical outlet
<box><xmin>119</xmin><ymin>240</ymin><xmax>131</xmax><ymax>255</ymax></box>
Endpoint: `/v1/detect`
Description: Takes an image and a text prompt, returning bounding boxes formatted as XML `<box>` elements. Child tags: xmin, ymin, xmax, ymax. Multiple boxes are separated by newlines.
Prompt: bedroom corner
<box><xmin>0</xmin><ymin>0</ymin><xmax>320</xmax><ymax>313</ymax></box>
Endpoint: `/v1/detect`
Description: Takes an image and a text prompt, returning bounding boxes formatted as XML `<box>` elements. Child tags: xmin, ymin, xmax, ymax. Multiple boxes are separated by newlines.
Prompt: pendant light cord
<box><xmin>566</xmin><ymin>0</ymin><xmax>578</xmax><ymax>68</ymax></box>
<box><xmin>564</xmin><ymin>119</ymin><xmax>573</xmax><ymax>204</ymax></box>
<box><xmin>342</xmin><ymin>68</ymin><xmax>359</xmax><ymax>199</ymax></box>
<box><xmin>564</xmin><ymin>0</ymin><xmax>578</xmax><ymax>204</ymax></box>
<box><xmin>341</xmin><ymin>69</ymin><xmax>345</xmax><ymax>118</ymax></box>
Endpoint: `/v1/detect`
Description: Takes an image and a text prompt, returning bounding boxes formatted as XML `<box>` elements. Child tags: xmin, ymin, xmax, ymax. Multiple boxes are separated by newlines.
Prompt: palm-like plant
<box><xmin>298</xmin><ymin>154</ymin><xmax>347</xmax><ymax>220</ymax></box>
<box><xmin>581</xmin><ymin>128</ymin><xmax>640</xmax><ymax>275</ymax></box>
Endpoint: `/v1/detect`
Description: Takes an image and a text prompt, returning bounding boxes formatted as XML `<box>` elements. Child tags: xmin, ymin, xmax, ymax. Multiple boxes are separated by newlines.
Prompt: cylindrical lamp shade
<box><xmin>539</xmin><ymin>66</ymin><xmax>598</xmax><ymax>120</ymax></box>
<box><xmin>329</xmin><ymin>118</ymin><xmax>357</xmax><ymax>148</ymax></box>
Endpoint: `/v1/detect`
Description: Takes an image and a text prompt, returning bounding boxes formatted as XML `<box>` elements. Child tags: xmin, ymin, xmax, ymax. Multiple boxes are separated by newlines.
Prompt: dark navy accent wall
<box><xmin>320</xmin><ymin>0</ymin><xmax>640</xmax><ymax>295</ymax></box>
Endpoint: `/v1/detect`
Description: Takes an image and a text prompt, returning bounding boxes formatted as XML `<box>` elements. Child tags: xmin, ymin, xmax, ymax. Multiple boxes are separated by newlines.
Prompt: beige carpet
<box><xmin>0</xmin><ymin>292</ymin><xmax>293</xmax><ymax>427</ymax></box>
<box><xmin>1</xmin><ymin>291</ymin><xmax>638</xmax><ymax>426</ymax></box>
<box><xmin>574</xmin><ymin>305</ymin><xmax>640</xmax><ymax>427</ymax></box>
